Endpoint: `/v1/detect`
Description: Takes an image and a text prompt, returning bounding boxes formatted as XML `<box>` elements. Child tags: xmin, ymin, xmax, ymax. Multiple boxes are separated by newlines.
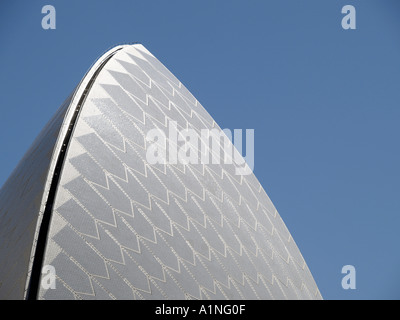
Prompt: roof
<box><xmin>0</xmin><ymin>44</ymin><xmax>321</xmax><ymax>300</ymax></box>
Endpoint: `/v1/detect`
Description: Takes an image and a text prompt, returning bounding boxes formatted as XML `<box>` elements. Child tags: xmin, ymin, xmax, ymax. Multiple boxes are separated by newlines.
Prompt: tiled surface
<box><xmin>40</xmin><ymin>45</ymin><xmax>321</xmax><ymax>300</ymax></box>
<box><xmin>0</xmin><ymin>94</ymin><xmax>71</xmax><ymax>299</ymax></box>
<box><xmin>0</xmin><ymin>43</ymin><xmax>321</xmax><ymax>300</ymax></box>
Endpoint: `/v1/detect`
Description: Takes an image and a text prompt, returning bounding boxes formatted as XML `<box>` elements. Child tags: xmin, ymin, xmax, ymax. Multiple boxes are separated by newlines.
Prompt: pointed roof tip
<box><xmin>109</xmin><ymin>41</ymin><xmax>143</xmax><ymax>49</ymax></box>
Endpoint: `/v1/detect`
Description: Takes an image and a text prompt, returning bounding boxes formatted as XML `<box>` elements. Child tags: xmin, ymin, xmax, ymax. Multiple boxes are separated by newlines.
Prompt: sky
<box><xmin>0</xmin><ymin>0</ymin><xmax>399</xmax><ymax>300</ymax></box>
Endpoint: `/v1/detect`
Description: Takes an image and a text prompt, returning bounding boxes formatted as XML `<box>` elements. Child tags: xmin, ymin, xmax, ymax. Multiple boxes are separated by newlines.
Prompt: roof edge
<box><xmin>24</xmin><ymin>44</ymin><xmax>130</xmax><ymax>299</ymax></box>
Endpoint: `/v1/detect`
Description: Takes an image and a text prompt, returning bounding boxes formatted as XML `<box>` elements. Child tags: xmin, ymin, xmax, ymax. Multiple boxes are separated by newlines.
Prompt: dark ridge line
<box><xmin>26</xmin><ymin>47</ymin><xmax>123</xmax><ymax>300</ymax></box>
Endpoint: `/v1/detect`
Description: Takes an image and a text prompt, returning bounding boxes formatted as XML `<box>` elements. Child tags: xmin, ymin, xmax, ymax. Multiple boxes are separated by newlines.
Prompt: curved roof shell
<box><xmin>0</xmin><ymin>44</ymin><xmax>321</xmax><ymax>300</ymax></box>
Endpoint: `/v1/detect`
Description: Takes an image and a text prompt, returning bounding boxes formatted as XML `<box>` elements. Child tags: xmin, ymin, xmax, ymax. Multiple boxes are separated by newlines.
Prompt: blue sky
<box><xmin>1</xmin><ymin>0</ymin><xmax>399</xmax><ymax>299</ymax></box>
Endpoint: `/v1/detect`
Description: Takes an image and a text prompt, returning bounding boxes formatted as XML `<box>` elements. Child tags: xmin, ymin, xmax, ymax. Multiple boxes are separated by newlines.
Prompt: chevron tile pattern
<box><xmin>38</xmin><ymin>44</ymin><xmax>321</xmax><ymax>300</ymax></box>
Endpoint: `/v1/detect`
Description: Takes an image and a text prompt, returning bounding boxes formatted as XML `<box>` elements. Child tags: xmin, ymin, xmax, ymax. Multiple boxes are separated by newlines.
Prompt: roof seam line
<box><xmin>26</xmin><ymin>47</ymin><xmax>123</xmax><ymax>300</ymax></box>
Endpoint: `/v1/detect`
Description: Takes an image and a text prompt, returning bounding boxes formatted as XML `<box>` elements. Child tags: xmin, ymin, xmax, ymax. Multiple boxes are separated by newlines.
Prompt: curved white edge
<box><xmin>23</xmin><ymin>44</ymin><xmax>131</xmax><ymax>299</ymax></box>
